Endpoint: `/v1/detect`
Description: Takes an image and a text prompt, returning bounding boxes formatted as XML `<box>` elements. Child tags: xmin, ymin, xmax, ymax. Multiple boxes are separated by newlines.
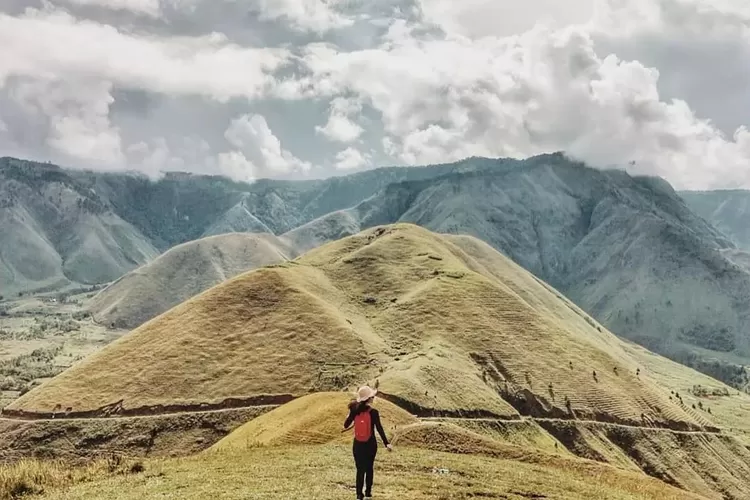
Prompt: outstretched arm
<box><xmin>372</xmin><ymin>410</ymin><xmax>390</xmax><ymax>446</ymax></box>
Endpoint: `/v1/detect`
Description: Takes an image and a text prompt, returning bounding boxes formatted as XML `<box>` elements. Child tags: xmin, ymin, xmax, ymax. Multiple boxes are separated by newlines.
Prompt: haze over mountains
<box><xmin>3</xmin><ymin>154</ymin><xmax>750</xmax><ymax>391</ymax></box>
<box><xmin>681</xmin><ymin>190</ymin><xmax>750</xmax><ymax>252</ymax></box>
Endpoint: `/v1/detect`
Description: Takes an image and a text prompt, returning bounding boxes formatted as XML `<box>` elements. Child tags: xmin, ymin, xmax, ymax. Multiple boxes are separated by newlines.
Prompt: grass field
<box><xmin>16</xmin><ymin>443</ymin><xmax>708</xmax><ymax>500</ymax></box>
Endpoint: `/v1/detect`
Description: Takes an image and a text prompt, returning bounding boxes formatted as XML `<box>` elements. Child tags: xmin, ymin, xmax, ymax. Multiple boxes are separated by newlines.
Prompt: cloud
<box><xmin>60</xmin><ymin>0</ymin><xmax>161</xmax><ymax>18</ymax></box>
<box><xmin>8</xmin><ymin>77</ymin><xmax>124</xmax><ymax>166</ymax></box>
<box><xmin>315</xmin><ymin>97</ymin><xmax>364</xmax><ymax>143</ymax></box>
<box><xmin>0</xmin><ymin>0</ymin><xmax>749</xmax><ymax>189</ymax></box>
<box><xmin>253</xmin><ymin>0</ymin><xmax>354</xmax><ymax>33</ymax></box>
<box><xmin>295</xmin><ymin>6</ymin><xmax>750</xmax><ymax>188</ymax></box>
<box><xmin>334</xmin><ymin>146</ymin><xmax>370</xmax><ymax>169</ymax></box>
<box><xmin>417</xmin><ymin>0</ymin><xmax>594</xmax><ymax>37</ymax></box>
<box><xmin>0</xmin><ymin>9</ymin><xmax>289</xmax><ymax>102</ymax></box>
<box><xmin>224</xmin><ymin>114</ymin><xmax>311</xmax><ymax>177</ymax></box>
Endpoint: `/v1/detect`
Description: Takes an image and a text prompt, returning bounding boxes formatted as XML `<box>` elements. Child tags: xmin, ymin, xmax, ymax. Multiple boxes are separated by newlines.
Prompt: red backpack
<box><xmin>354</xmin><ymin>408</ymin><xmax>372</xmax><ymax>442</ymax></box>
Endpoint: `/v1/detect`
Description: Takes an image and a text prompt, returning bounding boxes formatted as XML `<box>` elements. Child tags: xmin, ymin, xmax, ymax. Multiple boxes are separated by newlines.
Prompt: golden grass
<box><xmin>36</xmin><ymin>443</ymin><xmax>709</xmax><ymax>500</ymax></box>
<box><xmin>0</xmin><ymin>455</ymin><xmax>144</xmax><ymax>500</ymax></box>
<box><xmin>9</xmin><ymin>224</ymin><xmax>732</xmax><ymax>431</ymax></box>
<box><xmin>210</xmin><ymin>392</ymin><xmax>416</xmax><ymax>451</ymax></box>
<box><xmin>9</xmin><ymin>223</ymin><xmax>750</xmax><ymax>499</ymax></box>
<box><xmin>89</xmin><ymin>232</ymin><xmax>292</xmax><ymax>329</ymax></box>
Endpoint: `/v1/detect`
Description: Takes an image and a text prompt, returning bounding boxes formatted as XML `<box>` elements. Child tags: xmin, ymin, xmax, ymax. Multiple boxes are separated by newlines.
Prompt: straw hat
<box><xmin>356</xmin><ymin>385</ymin><xmax>378</xmax><ymax>402</ymax></box>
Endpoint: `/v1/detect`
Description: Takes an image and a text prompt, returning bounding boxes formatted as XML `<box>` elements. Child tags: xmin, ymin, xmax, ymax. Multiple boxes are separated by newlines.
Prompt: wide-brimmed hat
<box><xmin>356</xmin><ymin>385</ymin><xmax>378</xmax><ymax>402</ymax></box>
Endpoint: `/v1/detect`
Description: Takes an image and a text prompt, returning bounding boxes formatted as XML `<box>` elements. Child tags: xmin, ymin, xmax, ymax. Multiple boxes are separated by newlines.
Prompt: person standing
<box><xmin>343</xmin><ymin>385</ymin><xmax>392</xmax><ymax>500</ymax></box>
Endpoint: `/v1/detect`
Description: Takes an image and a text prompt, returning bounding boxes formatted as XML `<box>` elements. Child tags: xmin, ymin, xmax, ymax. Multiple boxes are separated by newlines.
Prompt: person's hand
<box><xmin>386</xmin><ymin>444</ymin><xmax>393</xmax><ymax>452</ymax></box>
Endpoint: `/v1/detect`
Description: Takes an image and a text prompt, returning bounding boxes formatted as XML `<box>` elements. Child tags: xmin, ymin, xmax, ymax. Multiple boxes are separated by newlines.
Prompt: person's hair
<box><xmin>348</xmin><ymin>399</ymin><xmax>372</xmax><ymax>414</ymax></box>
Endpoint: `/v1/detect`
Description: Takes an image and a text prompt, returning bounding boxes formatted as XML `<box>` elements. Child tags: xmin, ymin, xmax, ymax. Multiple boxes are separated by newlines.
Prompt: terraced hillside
<box><xmin>4</xmin><ymin>225</ymin><xmax>750</xmax><ymax>498</ymax></box>
<box><xmin>88</xmin><ymin>233</ymin><xmax>293</xmax><ymax>329</ymax></box>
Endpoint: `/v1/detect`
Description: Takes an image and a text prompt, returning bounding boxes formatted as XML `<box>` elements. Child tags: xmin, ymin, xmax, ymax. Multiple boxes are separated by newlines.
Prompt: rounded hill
<box><xmin>6</xmin><ymin>224</ymin><xmax>714</xmax><ymax>433</ymax></box>
<box><xmin>88</xmin><ymin>232</ymin><xmax>292</xmax><ymax>329</ymax></box>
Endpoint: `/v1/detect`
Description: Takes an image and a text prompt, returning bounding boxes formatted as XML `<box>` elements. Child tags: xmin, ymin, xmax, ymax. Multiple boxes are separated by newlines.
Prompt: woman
<box><xmin>343</xmin><ymin>385</ymin><xmax>392</xmax><ymax>500</ymax></box>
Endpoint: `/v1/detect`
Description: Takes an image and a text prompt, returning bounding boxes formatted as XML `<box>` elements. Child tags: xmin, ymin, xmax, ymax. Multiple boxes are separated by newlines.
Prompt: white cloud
<box><xmin>60</xmin><ymin>0</ymin><xmax>161</xmax><ymax>18</ymax></box>
<box><xmin>0</xmin><ymin>0</ymin><xmax>749</xmax><ymax>189</ymax></box>
<box><xmin>297</xmin><ymin>9</ymin><xmax>750</xmax><ymax>189</ymax></box>
<box><xmin>217</xmin><ymin>150</ymin><xmax>257</xmax><ymax>182</ymax></box>
<box><xmin>0</xmin><ymin>9</ymin><xmax>289</xmax><ymax>102</ymax></box>
<box><xmin>225</xmin><ymin>114</ymin><xmax>311</xmax><ymax>177</ymax></box>
<box><xmin>417</xmin><ymin>0</ymin><xmax>594</xmax><ymax>37</ymax></box>
<box><xmin>315</xmin><ymin>97</ymin><xmax>364</xmax><ymax>143</ymax></box>
<box><xmin>334</xmin><ymin>146</ymin><xmax>370</xmax><ymax>169</ymax></box>
<box><xmin>253</xmin><ymin>0</ymin><xmax>354</xmax><ymax>33</ymax></box>
<box><xmin>10</xmin><ymin>77</ymin><xmax>124</xmax><ymax>166</ymax></box>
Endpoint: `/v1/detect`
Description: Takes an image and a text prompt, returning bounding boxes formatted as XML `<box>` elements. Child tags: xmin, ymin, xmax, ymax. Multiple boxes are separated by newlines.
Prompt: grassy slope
<box><xmin>88</xmin><ymin>233</ymin><xmax>293</xmax><ymax>329</ymax></box>
<box><xmin>211</xmin><ymin>392</ymin><xmax>416</xmax><ymax>450</ymax></box>
<box><xmin>34</xmin><ymin>443</ymin><xmax>708</xmax><ymax>500</ymax></box>
<box><xmin>8</xmin><ymin>225</ymin><xmax>710</xmax><ymax>431</ymax></box>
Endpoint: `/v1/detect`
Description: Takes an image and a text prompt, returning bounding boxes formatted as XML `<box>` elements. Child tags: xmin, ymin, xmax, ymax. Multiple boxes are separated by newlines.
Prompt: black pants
<box><xmin>353</xmin><ymin>440</ymin><xmax>377</xmax><ymax>498</ymax></box>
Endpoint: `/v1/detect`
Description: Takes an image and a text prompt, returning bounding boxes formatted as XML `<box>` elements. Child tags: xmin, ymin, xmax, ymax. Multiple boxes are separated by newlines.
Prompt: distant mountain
<box><xmin>0</xmin><ymin>156</ymin><xmax>501</xmax><ymax>295</ymax></box>
<box><xmin>4</xmin><ymin>154</ymin><xmax>750</xmax><ymax>390</ymax></box>
<box><xmin>680</xmin><ymin>190</ymin><xmax>750</xmax><ymax>251</ymax></box>
<box><xmin>0</xmin><ymin>158</ymin><xmax>159</xmax><ymax>296</ymax></box>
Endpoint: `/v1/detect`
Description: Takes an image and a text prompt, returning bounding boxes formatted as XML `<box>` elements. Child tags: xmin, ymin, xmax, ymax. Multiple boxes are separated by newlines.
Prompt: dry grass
<box><xmin>8</xmin><ymin>224</ymin><xmax>750</xmax><ymax>499</ymax></box>
<box><xmin>36</xmin><ymin>443</ymin><xmax>709</xmax><ymax>500</ymax></box>
<box><xmin>0</xmin><ymin>455</ymin><xmax>144</xmax><ymax>500</ymax></box>
<box><xmin>11</xmin><ymin>224</ymin><xmax>724</xmax><ymax>431</ymax></box>
<box><xmin>89</xmin><ymin>232</ymin><xmax>292</xmax><ymax>329</ymax></box>
<box><xmin>210</xmin><ymin>392</ymin><xmax>416</xmax><ymax>451</ymax></box>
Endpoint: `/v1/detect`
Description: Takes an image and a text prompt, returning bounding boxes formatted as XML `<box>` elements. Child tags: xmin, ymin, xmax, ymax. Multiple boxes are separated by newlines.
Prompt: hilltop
<box><xmin>5</xmin><ymin>225</ymin><xmax>750</xmax><ymax>498</ymax></box>
<box><xmin>284</xmin><ymin>156</ymin><xmax>750</xmax><ymax>388</ymax></box>
<box><xmin>89</xmin><ymin>232</ymin><xmax>293</xmax><ymax>329</ymax></box>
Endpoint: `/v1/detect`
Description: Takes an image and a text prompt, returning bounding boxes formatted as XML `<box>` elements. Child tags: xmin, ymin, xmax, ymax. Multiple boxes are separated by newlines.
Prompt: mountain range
<box><xmin>2</xmin><ymin>154</ymin><xmax>750</xmax><ymax>391</ymax></box>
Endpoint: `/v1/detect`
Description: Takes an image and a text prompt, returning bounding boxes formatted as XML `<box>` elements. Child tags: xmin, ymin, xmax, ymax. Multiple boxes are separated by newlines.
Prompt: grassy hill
<box><xmin>5</xmin><ymin>225</ymin><xmax>713</xmax><ymax>428</ymax></box>
<box><xmin>5</xmin><ymin>224</ymin><xmax>750</xmax><ymax>498</ymax></box>
<box><xmin>282</xmin><ymin>157</ymin><xmax>750</xmax><ymax>389</ymax></box>
<box><xmin>88</xmin><ymin>232</ymin><xmax>293</xmax><ymax>329</ymax></box>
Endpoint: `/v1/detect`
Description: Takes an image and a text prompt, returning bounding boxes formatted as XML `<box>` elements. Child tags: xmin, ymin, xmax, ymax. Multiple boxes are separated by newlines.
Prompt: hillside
<box><xmin>88</xmin><ymin>233</ymin><xmax>293</xmax><ymax>329</ymax></box>
<box><xmin>0</xmin><ymin>158</ymin><xmax>159</xmax><ymax>296</ymax></box>
<box><xmin>6</xmin><ymin>224</ymin><xmax>750</xmax><ymax>498</ymax></box>
<box><xmin>5</xmin><ymin>224</ymin><xmax>714</xmax><ymax>427</ymax></box>
<box><xmin>5</xmin><ymin>154</ymin><xmax>750</xmax><ymax>390</ymax></box>
<box><xmin>284</xmin><ymin>156</ymin><xmax>750</xmax><ymax>388</ymax></box>
<box><xmin>681</xmin><ymin>190</ymin><xmax>750</xmax><ymax>251</ymax></box>
<box><xmin>22</xmin><ymin>441</ymin><xmax>709</xmax><ymax>500</ymax></box>
<box><xmin>0</xmin><ymin>156</ymin><xmax>496</xmax><ymax>297</ymax></box>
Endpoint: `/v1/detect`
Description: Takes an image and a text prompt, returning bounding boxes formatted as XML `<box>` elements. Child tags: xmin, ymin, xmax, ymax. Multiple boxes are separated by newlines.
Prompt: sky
<box><xmin>0</xmin><ymin>0</ymin><xmax>749</xmax><ymax>189</ymax></box>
